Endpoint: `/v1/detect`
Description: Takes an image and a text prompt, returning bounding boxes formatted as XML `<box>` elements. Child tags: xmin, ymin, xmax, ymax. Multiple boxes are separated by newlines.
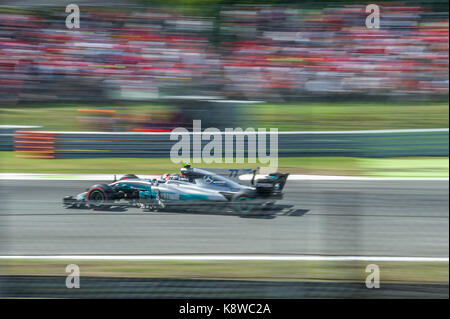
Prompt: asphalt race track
<box><xmin>1</xmin><ymin>275</ymin><xmax>448</xmax><ymax>298</ymax></box>
<box><xmin>0</xmin><ymin>180</ymin><xmax>448</xmax><ymax>257</ymax></box>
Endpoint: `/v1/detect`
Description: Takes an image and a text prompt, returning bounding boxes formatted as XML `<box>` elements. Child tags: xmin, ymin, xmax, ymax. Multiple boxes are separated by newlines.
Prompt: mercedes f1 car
<box><xmin>63</xmin><ymin>166</ymin><xmax>289</xmax><ymax>215</ymax></box>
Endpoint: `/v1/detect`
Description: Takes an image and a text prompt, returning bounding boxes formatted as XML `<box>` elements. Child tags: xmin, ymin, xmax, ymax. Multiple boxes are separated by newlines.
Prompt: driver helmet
<box><xmin>183</xmin><ymin>162</ymin><xmax>192</xmax><ymax>169</ymax></box>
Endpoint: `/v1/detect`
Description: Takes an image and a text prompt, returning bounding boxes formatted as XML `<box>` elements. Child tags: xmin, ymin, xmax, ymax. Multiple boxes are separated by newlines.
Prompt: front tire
<box><xmin>86</xmin><ymin>184</ymin><xmax>115</xmax><ymax>210</ymax></box>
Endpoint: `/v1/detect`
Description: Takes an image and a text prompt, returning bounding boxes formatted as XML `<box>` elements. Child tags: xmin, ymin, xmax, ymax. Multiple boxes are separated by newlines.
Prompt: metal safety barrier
<box><xmin>0</xmin><ymin>126</ymin><xmax>41</xmax><ymax>152</ymax></box>
<box><xmin>9</xmin><ymin>128</ymin><xmax>449</xmax><ymax>159</ymax></box>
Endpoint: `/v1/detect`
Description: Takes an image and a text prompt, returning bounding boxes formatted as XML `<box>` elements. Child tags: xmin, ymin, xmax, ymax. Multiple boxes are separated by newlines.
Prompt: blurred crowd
<box><xmin>0</xmin><ymin>3</ymin><xmax>448</xmax><ymax>104</ymax></box>
<box><xmin>221</xmin><ymin>5</ymin><xmax>449</xmax><ymax>100</ymax></box>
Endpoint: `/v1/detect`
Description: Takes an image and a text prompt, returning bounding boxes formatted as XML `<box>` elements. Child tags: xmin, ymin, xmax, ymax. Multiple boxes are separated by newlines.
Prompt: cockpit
<box><xmin>156</xmin><ymin>167</ymin><xmax>246</xmax><ymax>191</ymax></box>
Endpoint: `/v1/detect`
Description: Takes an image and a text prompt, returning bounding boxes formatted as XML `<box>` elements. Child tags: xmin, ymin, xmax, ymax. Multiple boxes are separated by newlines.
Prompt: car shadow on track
<box><xmin>66</xmin><ymin>206</ymin><xmax>128</xmax><ymax>212</ymax></box>
<box><xmin>282</xmin><ymin>208</ymin><xmax>310</xmax><ymax>217</ymax></box>
<box><xmin>150</xmin><ymin>204</ymin><xmax>310</xmax><ymax>219</ymax></box>
<box><xmin>240</xmin><ymin>205</ymin><xmax>310</xmax><ymax>218</ymax></box>
<box><xmin>65</xmin><ymin>204</ymin><xmax>310</xmax><ymax>219</ymax></box>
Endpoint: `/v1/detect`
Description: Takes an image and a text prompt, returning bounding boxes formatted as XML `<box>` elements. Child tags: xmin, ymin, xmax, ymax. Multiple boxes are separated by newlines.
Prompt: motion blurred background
<box><xmin>0</xmin><ymin>0</ymin><xmax>448</xmax><ymax>298</ymax></box>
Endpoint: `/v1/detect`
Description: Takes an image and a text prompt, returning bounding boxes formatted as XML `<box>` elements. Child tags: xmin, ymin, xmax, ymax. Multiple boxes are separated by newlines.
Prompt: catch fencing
<box><xmin>8</xmin><ymin>128</ymin><xmax>449</xmax><ymax>159</ymax></box>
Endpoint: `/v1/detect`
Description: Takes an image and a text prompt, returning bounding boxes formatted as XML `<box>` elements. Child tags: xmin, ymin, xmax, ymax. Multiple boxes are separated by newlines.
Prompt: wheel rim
<box><xmin>236</xmin><ymin>197</ymin><xmax>253</xmax><ymax>213</ymax></box>
<box><xmin>89</xmin><ymin>190</ymin><xmax>105</xmax><ymax>206</ymax></box>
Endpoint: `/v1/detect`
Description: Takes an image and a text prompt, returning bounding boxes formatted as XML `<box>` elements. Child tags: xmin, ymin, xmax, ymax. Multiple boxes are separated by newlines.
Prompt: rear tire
<box><xmin>232</xmin><ymin>191</ymin><xmax>258</xmax><ymax>214</ymax></box>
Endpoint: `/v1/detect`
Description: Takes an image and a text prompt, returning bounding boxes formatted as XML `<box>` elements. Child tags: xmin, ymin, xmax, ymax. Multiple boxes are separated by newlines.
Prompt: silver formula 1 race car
<box><xmin>63</xmin><ymin>165</ymin><xmax>289</xmax><ymax>215</ymax></box>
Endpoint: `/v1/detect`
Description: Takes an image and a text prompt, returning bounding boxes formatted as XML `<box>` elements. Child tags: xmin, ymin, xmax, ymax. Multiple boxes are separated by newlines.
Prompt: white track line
<box><xmin>240</xmin><ymin>174</ymin><xmax>449</xmax><ymax>181</ymax></box>
<box><xmin>12</xmin><ymin>128</ymin><xmax>450</xmax><ymax>135</ymax></box>
<box><xmin>0</xmin><ymin>173</ymin><xmax>448</xmax><ymax>181</ymax></box>
<box><xmin>0</xmin><ymin>255</ymin><xmax>447</xmax><ymax>262</ymax></box>
<box><xmin>0</xmin><ymin>173</ymin><xmax>162</xmax><ymax>180</ymax></box>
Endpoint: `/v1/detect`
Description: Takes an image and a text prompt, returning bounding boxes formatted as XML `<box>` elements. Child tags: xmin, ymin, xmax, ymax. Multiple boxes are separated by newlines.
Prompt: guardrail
<box><xmin>9</xmin><ymin>128</ymin><xmax>449</xmax><ymax>158</ymax></box>
<box><xmin>0</xmin><ymin>126</ymin><xmax>41</xmax><ymax>152</ymax></box>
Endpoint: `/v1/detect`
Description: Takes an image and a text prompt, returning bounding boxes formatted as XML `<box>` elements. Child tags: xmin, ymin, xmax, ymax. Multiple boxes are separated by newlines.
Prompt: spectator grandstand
<box><xmin>0</xmin><ymin>2</ymin><xmax>448</xmax><ymax>104</ymax></box>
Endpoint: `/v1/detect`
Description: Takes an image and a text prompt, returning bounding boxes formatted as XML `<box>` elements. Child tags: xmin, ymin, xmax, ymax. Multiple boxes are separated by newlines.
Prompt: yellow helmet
<box><xmin>183</xmin><ymin>162</ymin><xmax>191</xmax><ymax>169</ymax></box>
